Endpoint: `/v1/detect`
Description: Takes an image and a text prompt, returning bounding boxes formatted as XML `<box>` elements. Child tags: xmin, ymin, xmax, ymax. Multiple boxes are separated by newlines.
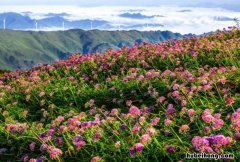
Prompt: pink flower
<box><xmin>191</xmin><ymin>136</ymin><xmax>212</xmax><ymax>153</ymax></box>
<box><xmin>231</xmin><ymin>110</ymin><xmax>240</xmax><ymax>131</ymax></box>
<box><xmin>89</xmin><ymin>99</ymin><xmax>95</xmax><ymax>107</ymax></box>
<box><xmin>204</xmin><ymin>126</ymin><xmax>211</xmax><ymax>134</ymax></box>
<box><xmin>202</xmin><ymin>109</ymin><xmax>213</xmax><ymax>116</ymax></box>
<box><xmin>140</xmin><ymin>134</ymin><xmax>151</xmax><ymax>144</ymax></box>
<box><xmin>67</xmin><ymin>76</ymin><xmax>75</xmax><ymax>81</ymax></box>
<box><xmin>192</xmin><ymin>134</ymin><xmax>232</xmax><ymax>153</ymax></box>
<box><xmin>212</xmin><ymin>119</ymin><xmax>224</xmax><ymax>130</ymax></box>
<box><xmin>201</xmin><ymin>109</ymin><xmax>215</xmax><ymax>123</ymax></box>
<box><xmin>164</xmin><ymin>119</ymin><xmax>173</xmax><ymax>126</ymax></box>
<box><xmin>181</xmin><ymin>100</ymin><xmax>187</xmax><ymax>106</ymax></box>
<box><xmin>234</xmin><ymin>132</ymin><xmax>240</xmax><ymax>140</ymax></box>
<box><xmin>95</xmin><ymin>83</ymin><xmax>101</xmax><ymax>89</ymax></box>
<box><xmin>110</xmin><ymin>108</ymin><xmax>119</xmax><ymax>116</ymax></box>
<box><xmin>131</xmin><ymin>124</ymin><xmax>140</xmax><ymax>134</ymax></box>
<box><xmin>137</xmin><ymin>75</ymin><xmax>144</xmax><ymax>81</ymax></box>
<box><xmin>40</xmin><ymin>144</ymin><xmax>48</xmax><ymax>152</ymax></box>
<box><xmin>153</xmin><ymin>71</ymin><xmax>160</xmax><ymax>77</ymax></box>
<box><xmin>129</xmin><ymin>143</ymin><xmax>144</xmax><ymax>156</ymax></box>
<box><xmin>139</xmin><ymin>116</ymin><xmax>145</xmax><ymax>124</ymax></box>
<box><xmin>93</xmin><ymin>131</ymin><xmax>102</xmax><ymax>142</ymax></box>
<box><xmin>5</xmin><ymin>85</ymin><xmax>11</xmax><ymax>90</ymax></box>
<box><xmin>233</xmin><ymin>121</ymin><xmax>240</xmax><ymax>131</ymax></box>
<box><xmin>218</xmin><ymin>77</ymin><xmax>226</xmax><ymax>84</ymax></box>
<box><xmin>48</xmin><ymin>147</ymin><xmax>63</xmax><ymax>160</ymax></box>
<box><xmin>56</xmin><ymin>116</ymin><xmax>64</xmax><ymax>123</ymax></box>
<box><xmin>231</xmin><ymin>111</ymin><xmax>240</xmax><ymax>123</ymax></box>
<box><xmin>81</xmin><ymin>121</ymin><xmax>92</xmax><ymax>129</ymax></box>
<box><xmin>29</xmin><ymin>142</ymin><xmax>36</xmax><ymax>151</ymax></box>
<box><xmin>59</xmin><ymin>125</ymin><xmax>67</xmax><ymax>134</ymax></box>
<box><xmin>173</xmin><ymin>84</ymin><xmax>180</xmax><ymax>90</ymax></box>
<box><xmin>172</xmin><ymin>91</ymin><xmax>180</xmax><ymax>97</ymax></box>
<box><xmin>165</xmin><ymin>106</ymin><xmax>176</xmax><ymax>118</ymax></box>
<box><xmin>134</xmin><ymin>143</ymin><xmax>144</xmax><ymax>152</ymax></box>
<box><xmin>73</xmin><ymin>136</ymin><xmax>86</xmax><ymax>150</ymax></box>
<box><xmin>21</xmin><ymin>155</ymin><xmax>29</xmax><ymax>162</ymax></box>
<box><xmin>29</xmin><ymin>159</ymin><xmax>37</xmax><ymax>162</ymax></box>
<box><xmin>202</xmin><ymin>114</ymin><xmax>215</xmax><ymax>123</ymax></box>
<box><xmin>106</xmin><ymin>77</ymin><xmax>112</xmax><ymax>82</ymax></box>
<box><xmin>157</xmin><ymin>96</ymin><xmax>166</xmax><ymax>103</ymax></box>
<box><xmin>126</xmin><ymin>100</ymin><xmax>133</xmax><ymax>106</ymax></box>
<box><xmin>39</xmin><ymin>92</ymin><xmax>45</xmax><ymax>97</ymax></box>
<box><xmin>212</xmin><ymin>135</ymin><xmax>232</xmax><ymax>148</ymax></box>
<box><xmin>151</xmin><ymin>117</ymin><xmax>160</xmax><ymax>126</ymax></box>
<box><xmin>122</xmin><ymin>77</ymin><xmax>129</xmax><ymax>83</ymax></box>
<box><xmin>91</xmin><ymin>156</ymin><xmax>103</xmax><ymax>162</ymax></box>
<box><xmin>166</xmin><ymin>145</ymin><xmax>176</xmax><ymax>154</ymax></box>
<box><xmin>55</xmin><ymin>137</ymin><xmax>64</xmax><ymax>146</ymax></box>
<box><xmin>129</xmin><ymin>106</ymin><xmax>141</xmax><ymax>116</ymax></box>
<box><xmin>203</xmin><ymin>84</ymin><xmax>212</xmax><ymax>91</ymax></box>
<box><xmin>201</xmin><ymin>80</ymin><xmax>208</xmax><ymax>85</ymax></box>
<box><xmin>130</xmin><ymin>73</ymin><xmax>137</xmax><ymax>79</ymax></box>
<box><xmin>179</xmin><ymin>125</ymin><xmax>190</xmax><ymax>134</ymax></box>
<box><xmin>146</xmin><ymin>127</ymin><xmax>158</xmax><ymax>136</ymax></box>
<box><xmin>214</xmin><ymin>113</ymin><xmax>221</xmax><ymax>119</ymax></box>
<box><xmin>188</xmin><ymin>109</ymin><xmax>195</xmax><ymax>116</ymax></box>
<box><xmin>225</xmin><ymin>97</ymin><xmax>235</xmax><ymax>106</ymax></box>
<box><xmin>145</xmin><ymin>72</ymin><xmax>152</xmax><ymax>79</ymax></box>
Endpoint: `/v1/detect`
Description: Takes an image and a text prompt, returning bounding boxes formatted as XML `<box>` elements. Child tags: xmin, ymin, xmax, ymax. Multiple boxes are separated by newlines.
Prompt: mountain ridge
<box><xmin>0</xmin><ymin>29</ymin><xmax>187</xmax><ymax>71</ymax></box>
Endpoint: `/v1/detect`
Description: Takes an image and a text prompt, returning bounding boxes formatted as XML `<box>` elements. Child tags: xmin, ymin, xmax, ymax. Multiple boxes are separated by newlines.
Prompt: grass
<box><xmin>0</xmin><ymin>29</ymin><xmax>183</xmax><ymax>71</ymax></box>
<box><xmin>0</xmin><ymin>27</ymin><xmax>239</xmax><ymax>162</ymax></box>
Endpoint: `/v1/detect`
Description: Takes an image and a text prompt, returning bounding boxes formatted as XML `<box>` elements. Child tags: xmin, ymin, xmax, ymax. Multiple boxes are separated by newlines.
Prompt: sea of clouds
<box><xmin>0</xmin><ymin>5</ymin><xmax>239</xmax><ymax>34</ymax></box>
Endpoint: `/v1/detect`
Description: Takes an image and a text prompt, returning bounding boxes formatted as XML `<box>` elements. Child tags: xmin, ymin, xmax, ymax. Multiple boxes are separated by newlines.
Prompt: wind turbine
<box><xmin>90</xmin><ymin>21</ymin><xmax>93</xmax><ymax>30</ymax></box>
<box><xmin>3</xmin><ymin>18</ymin><xmax>5</xmax><ymax>30</ymax></box>
<box><xmin>35</xmin><ymin>20</ymin><xmax>38</xmax><ymax>31</ymax></box>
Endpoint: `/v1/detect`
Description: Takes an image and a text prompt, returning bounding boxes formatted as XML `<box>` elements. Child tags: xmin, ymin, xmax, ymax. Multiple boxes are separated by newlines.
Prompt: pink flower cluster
<box><xmin>5</xmin><ymin>123</ymin><xmax>27</xmax><ymax>134</ymax></box>
<box><xmin>129</xmin><ymin>143</ymin><xmax>144</xmax><ymax>156</ymax></box>
<box><xmin>201</xmin><ymin>109</ymin><xmax>224</xmax><ymax>130</ymax></box>
<box><xmin>192</xmin><ymin>134</ymin><xmax>232</xmax><ymax>153</ymax></box>
<box><xmin>231</xmin><ymin>108</ymin><xmax>240</xmax><ymax>131</ymax></box>
<box><xmin>47</xmin><ymin>146</ymin><xmax>63</xmax><ymax>160</ymax></box>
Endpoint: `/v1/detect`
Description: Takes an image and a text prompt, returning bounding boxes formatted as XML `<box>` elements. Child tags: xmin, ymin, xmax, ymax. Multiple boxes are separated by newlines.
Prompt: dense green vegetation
<box><xmin>0</xmin><ymin>29</ymin><xmax>183</xmax><ymax>71</ymax></box>
<box><xmin>0</xmin><ymin>28</ymin><xmax>239</xmax><ymax>162</ymax></box>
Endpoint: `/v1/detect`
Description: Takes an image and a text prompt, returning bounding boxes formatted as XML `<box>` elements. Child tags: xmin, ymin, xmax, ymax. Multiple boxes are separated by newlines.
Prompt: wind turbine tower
<box><xmin>35</xmin><ymin>20</ymin><xmax>38</xmax><ymax>31</ymax></box>
<box><xmin>3</xmin><ymin>18</ymin><xmax>6</xmax><ymax>30</ymax></box>
<box><xmin>90</xmin><ymin>21</ymin><xmax>93</xmax><ymax>30</ymax></box>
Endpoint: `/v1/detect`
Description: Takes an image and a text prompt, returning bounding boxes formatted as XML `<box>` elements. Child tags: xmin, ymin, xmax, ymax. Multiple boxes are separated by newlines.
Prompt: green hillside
<box><xmin>0</xmin><ymin>29</ymin><xmax>183</xmax><ymax>71</ymax></box>
<box><xmin>0</xmin><ymin>28</ymin><xmax>239</xmax><ymax>161</ymax></box>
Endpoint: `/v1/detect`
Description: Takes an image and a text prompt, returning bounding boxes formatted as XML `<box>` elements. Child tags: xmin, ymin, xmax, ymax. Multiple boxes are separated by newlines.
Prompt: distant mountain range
<box><xmin>0</xmin><ymin>29</ymin><xmax>190</xmax><ymax>71</ymax></box>
<box><xmin>0</xmin><ymin>12</ymin><xmax>110</xmax><ymax>30</ymax></box>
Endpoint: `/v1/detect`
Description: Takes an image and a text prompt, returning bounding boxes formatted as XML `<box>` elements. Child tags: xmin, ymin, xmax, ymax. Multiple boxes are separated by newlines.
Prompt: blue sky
<box><xmin>0</xmin><ymin>0</ymin><xmax>238</xmax><ymax>6</ymax></box>
<box><xmin>0</xmin><ymin>1</ymin><xmax>239</xmax><ymax>34</ymax></box>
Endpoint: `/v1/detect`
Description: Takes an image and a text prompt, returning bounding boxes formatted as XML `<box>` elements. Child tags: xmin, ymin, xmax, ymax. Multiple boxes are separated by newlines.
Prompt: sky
<box><xmin>0</xmin><ymin>0</ymin><xmax>239</xmax><ymax>7</ymax></box>
<box><xmin>0</xmin><ymin>1</ymin><xmax>239</xmax><ymax>34</ymax></box>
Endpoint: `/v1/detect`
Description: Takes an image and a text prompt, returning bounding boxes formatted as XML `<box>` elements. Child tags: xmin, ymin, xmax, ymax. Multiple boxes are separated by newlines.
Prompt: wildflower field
<box><xmin>0</xmin><ymin>27</ymin><xmax>240</xmax><ymax>162</ymax></box>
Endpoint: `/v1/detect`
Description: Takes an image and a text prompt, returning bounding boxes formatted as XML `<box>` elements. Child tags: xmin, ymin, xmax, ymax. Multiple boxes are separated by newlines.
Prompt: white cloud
<box><xmin>0</xmin><ymin>5</ymin><xmax>239</xmax><ymax>34</ymax></box>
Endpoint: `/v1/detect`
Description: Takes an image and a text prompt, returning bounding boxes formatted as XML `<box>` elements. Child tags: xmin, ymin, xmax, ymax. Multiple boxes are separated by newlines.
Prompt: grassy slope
<box><xmin>0</xmin><ymin>29</ymin><xmax>182</xmax><ymax>71</ymax></box>
<box><xmin>0</xmin><ymin>29</ymin><xmax>239</xmax><ymax>161</ymax></box>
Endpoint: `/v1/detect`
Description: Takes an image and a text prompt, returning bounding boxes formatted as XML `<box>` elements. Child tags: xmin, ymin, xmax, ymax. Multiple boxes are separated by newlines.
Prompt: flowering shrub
<box><xmin>0</xmin><ymin>27</ymin><xmax>239</xmax><ymax>161</ymax></box>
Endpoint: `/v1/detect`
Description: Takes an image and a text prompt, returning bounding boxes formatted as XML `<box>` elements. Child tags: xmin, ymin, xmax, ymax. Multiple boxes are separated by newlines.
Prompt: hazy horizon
<box><xmin>0</xmin><ymin>1</ymin><xmax>239</xmax><ymax>34</ymax></box>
